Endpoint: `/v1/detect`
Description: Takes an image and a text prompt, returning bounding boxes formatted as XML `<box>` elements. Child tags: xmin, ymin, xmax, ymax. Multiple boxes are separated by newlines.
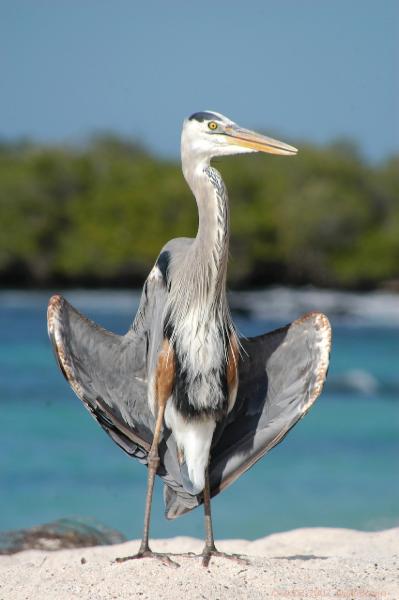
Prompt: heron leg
<box><xmin>116</xmin><ymin>339</ymin><xmax>179</xmax><ymax>568</ymax></box>
<box><xmin>200</xmin><ymin>467</ymin><xmax>249</xmax><ymax>568</ymax></box>
<box><xmin>115</xmin><ymin>401</ymin><xmax>178</xmax><ymax>567</ymax></box>
<box><xmin>203</xmin><ymin>466</ymin><xmax>216</xmax><ymax>553</ymax></box>
<box><xmin>137</xmin><ymin>405</ymin><xmax>164</xmax><ymax>555</ymax></box>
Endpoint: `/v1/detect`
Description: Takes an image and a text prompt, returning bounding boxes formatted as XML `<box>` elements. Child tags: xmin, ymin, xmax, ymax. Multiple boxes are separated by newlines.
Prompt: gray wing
<box><xmin>47</xmin><ymin>292</ymin><xmax>153</xmax><ymax>459</ymax></box>
<box><xmin>47</xmin><ymin>288</ymin><xmax>198</xmax><ymax>507</ymax></box>
<box><xmin>164</xmin><ymin>311</ymin><xmax>331</xmax><ymax>519</ymax></box>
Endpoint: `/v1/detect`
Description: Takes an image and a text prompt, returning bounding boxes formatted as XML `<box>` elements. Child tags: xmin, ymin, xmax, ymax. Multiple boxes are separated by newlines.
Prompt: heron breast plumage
<box><xmin>162</xmin><ymin>307</ymin><xmax>237</xmax><ymax>494</ymax></box>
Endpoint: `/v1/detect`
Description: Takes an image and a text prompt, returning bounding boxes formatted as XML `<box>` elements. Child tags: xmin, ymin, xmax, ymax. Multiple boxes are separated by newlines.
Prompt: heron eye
<box><xmin>208</xmin><ymin>121</ymin><xmax>217</xmax><ymax>131</ymax></box>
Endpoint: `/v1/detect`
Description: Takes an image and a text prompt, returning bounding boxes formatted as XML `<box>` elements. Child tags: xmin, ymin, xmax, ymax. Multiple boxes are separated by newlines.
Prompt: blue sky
<box><xmin>1</xmin><ymin>0</ymin><xmax>398</xmax><ymax>161</ymax></box>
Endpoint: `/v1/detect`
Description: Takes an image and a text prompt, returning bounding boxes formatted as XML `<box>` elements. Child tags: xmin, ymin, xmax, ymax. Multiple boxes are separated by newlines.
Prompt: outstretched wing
<box><xmin>47</xmin><ymin>244</ymin><xmax>194</xmax><ymax>499</ymax></box>
<box><xmin>48</xmin><ymin>293</ymin><xmax>153</xmax><ymax>459</ymax></box>
<box><xmin>164</xmin><ymin>312</ymin><xmax>331</xmax><ymax>519</ymax></box>
<box><xmin>47</xmin><ymin>253</ymin><xmax>176</xmax><ymax>460</ymax></box>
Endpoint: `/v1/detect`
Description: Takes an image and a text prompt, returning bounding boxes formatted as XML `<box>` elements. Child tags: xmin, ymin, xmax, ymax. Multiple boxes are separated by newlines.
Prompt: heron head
<box><xmin>181</xmin><ymin>111</ymin><xmax>297</xmax><ymax>162</ymax></box>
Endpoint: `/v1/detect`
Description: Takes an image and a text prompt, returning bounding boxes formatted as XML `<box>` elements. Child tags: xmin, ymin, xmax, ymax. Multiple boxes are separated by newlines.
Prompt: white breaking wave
<box><xmin>327</xmin><ymin>369</ymin><xmax>380</xmax><ymax>395</ymax></box>
<box><xmin>229</xmin><ymin>286</ymin><xmax>399</xmax><ymax>326</ymax></box>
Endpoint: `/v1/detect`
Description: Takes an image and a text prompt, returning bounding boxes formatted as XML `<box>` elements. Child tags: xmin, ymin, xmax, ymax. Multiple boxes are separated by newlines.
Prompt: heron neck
<box><xmin>184</xmin><ymin>160</ymin><xmax>230</xmax><ymax>296</ymax></box>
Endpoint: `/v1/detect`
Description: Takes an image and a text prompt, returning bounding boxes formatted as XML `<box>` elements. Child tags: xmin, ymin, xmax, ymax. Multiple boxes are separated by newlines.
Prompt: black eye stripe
<box><xmin>188</xmin><ymin>111</ymin><xmax>221</xmax><ymax>123</ymax></box>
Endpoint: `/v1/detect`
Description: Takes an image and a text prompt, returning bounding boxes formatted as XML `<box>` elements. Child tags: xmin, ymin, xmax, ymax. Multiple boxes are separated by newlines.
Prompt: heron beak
<box><xmin>225</xmin><ymin>125</ymin><xmax>298</xmax><ymax>156</ymax></box>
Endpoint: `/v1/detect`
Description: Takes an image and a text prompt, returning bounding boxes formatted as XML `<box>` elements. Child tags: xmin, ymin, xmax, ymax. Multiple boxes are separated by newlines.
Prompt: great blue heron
<box><xmin>47</xmin><ymin>111</ymin><xmax>331</xmax><ymax>567</ymax></box>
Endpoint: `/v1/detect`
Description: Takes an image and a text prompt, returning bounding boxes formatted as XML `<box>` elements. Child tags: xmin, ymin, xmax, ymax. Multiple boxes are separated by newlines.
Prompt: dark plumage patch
<box><xmin>188</xmin><ymin>111</ymin><xmax>220</xmax><ymax>123</ymax></box>
<box><xmin>172</xmin><ymin>349</ymin><xmax>228</xmax><ymax>421</ymax></box>
<box><xmin>156</xmin><ymin>251</ymin><xmax>170</xmax><ymax>286</ymax></box>
<box><xmin>163</xmin><ymin>309</ymin><xmax>174</xmax><ymax>340</ymax></box>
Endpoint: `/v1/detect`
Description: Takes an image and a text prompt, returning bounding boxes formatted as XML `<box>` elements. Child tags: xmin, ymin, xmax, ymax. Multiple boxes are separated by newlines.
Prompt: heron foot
<box><xmin>115</xmin><ymin>548</ymin><xmax>180</xmax><ymax>568</ymax></box>
<box><xmin>200</xmin><ymin>545</ymin><xmax>250</xmax><ymax>568</ymax></box>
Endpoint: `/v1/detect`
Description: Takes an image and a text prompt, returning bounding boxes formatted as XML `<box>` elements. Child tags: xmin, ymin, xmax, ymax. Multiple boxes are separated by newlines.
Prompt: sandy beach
<box><xmin>0</xmin><ymin>527</ymin><xmax>397</xmax><ymax>600</ymax></box>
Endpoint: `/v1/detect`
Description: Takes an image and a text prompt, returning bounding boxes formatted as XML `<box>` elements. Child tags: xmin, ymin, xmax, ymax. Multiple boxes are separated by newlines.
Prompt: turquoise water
<box><xmin>1</xmin><ymin>291</ymin><xmax>398</xmax><ymax>540</ymax></box>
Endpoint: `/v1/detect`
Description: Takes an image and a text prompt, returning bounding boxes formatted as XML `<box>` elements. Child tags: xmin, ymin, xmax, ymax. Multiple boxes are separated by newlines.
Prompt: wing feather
<box><xmin>47</xmin><ymin>294</ymin><xmax>153</xmax><ymax>458</ymax></box>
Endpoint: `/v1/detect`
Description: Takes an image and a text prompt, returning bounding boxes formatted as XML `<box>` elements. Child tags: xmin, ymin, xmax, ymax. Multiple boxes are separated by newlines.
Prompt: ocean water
<box><xmin>0</xmin><ymin>289</ymin><xmax>398</xmax><ymax>541</ymax></box>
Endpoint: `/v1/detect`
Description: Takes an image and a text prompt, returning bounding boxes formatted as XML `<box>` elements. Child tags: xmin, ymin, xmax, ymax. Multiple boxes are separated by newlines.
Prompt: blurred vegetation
<box><xmin>0</xmin><ymin>135</ymin><xmax>398</xmax><ymax>289</ymax></box>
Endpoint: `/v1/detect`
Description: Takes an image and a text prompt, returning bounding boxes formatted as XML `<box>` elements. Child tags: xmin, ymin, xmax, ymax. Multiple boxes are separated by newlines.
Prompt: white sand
<box><xmin>1</xmin><ymin>528</ymin><xmax>398</xmax><ymax>600</ymax></box>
